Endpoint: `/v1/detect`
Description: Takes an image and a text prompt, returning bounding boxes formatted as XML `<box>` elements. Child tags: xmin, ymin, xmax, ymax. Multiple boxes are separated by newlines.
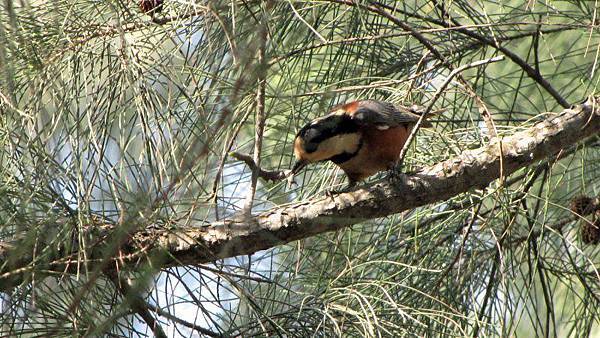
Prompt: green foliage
<box><xmin>0</xmin><ymin>0</ymin><xmax>599</xmax><ymax>336</ymax></box>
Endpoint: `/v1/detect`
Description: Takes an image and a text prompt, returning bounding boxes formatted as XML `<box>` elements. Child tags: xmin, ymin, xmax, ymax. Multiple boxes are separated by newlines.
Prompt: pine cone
<box><xmin>570</xmin><ymin>195</ymin><xmax>596</xmax><ymax>216</ymax></box>
<box><xmin>581</xmin><ymin>218</ymin><xmax>600</xmax><ymax>245</ymax></box>
<box><xmin>139</xmin><ymin>0</ymin><xmax>163</xmax><ymax>14</ymax></box>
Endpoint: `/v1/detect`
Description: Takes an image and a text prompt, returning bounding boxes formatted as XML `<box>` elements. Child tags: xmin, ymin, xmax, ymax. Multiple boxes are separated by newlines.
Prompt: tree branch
<box><xmin>106</xmin><ymin>272</ymin><xmax>168</xmax><ymax>338</ymax></box>
<box><xmin>244</xmin><ymin>12</ymin><xmax>269</xmax><ymax>213</ymax></box>
<box><xmin>231</xmin><ymin>152</ymin><xmax>289</xmax><ymax>182</ymax></box>
<box><xmin>1</xmin><ymin>98</ymin><xmax>599</xmax><ymax>292</ymax></box>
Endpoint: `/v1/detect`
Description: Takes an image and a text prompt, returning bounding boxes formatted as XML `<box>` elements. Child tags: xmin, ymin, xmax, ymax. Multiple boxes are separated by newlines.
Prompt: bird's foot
<box><xmin>386</xmin><ymin>163</ymin><xmax>404</xmax><ymax>182</ymax></box>
<box><xmin>324</xmin><ymin>189</ymin><xmax>341</xmax><ymax>197</ymax></box>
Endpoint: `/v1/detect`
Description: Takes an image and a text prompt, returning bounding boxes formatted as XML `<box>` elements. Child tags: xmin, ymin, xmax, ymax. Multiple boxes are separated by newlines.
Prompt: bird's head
<box><xmin>289</xmin><ymin>109</ymin><xmax>361</xmax><ymax>176</ymax></box>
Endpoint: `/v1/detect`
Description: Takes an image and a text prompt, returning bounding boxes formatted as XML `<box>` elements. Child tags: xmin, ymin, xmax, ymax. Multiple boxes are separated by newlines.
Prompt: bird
<box><xmin>289</xmin><ymin>99</ymin><xmax>435</xmax><ymax>190</ymax></box>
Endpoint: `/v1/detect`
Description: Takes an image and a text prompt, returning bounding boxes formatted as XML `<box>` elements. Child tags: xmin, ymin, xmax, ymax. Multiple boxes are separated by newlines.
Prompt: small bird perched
<box><xmin>289</xmin><ymin>99</ymin><xmax>434</xmax><ymax>189</ymax></box>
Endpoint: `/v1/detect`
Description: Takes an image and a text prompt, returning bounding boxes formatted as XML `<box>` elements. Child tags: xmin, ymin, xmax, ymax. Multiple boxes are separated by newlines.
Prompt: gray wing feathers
<box><xmin>352</xmin><ymin>100</ymin><xmax>433</xmax><ymax>127</ymax></box>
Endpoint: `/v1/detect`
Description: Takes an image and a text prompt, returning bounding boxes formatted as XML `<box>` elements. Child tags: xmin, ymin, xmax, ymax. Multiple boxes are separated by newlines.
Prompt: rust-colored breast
<box><xmin>365</xmin><ymin>125</ymin><xmax>411</xmax><ymax>165</ymax></box>
<box><xmin>365</xmin><ymin>125</ymin><xmax>411</xmax><ymax>171</ymax></box>
<box><xmin>337</xmin><ymin>125</ymin><xmax>413</xmax><ymax>182</ymax></box>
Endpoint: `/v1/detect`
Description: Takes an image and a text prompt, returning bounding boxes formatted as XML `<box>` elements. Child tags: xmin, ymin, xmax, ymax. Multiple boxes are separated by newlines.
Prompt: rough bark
<box><xmin>1</xmin><ymin>98</ymin><xmax>599</xmax><ymax>291</ymax></box>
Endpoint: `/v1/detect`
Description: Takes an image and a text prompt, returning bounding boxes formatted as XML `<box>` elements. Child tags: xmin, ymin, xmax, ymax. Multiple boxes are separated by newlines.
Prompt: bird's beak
<box><xmin>289</xmin><ymin>159</ymin><xmax>308</xmax><ymax>177</ymax></box>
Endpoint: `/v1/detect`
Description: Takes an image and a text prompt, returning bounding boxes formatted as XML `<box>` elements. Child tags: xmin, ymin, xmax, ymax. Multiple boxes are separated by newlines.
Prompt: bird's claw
<box><xmin>387</xmin><ymin>164</ymin><xmax>404</xmax><ymax>182</ymax></box>
<box><xmin>325</xmin><ymin>189</ymin><xmax>341</xmax><ymax>197</ymax></box>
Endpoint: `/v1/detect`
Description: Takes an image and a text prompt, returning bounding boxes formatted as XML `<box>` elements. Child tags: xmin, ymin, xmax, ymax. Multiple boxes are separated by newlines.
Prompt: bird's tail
<box><xmin>407</xmin><ymin>105</ymin><xmax>445</xmax><ymax>128</ymax></box>
<box><xmin>408</xmin><ymin>105</ymin><xmax>446</xmax><ymax>117</ymax></box>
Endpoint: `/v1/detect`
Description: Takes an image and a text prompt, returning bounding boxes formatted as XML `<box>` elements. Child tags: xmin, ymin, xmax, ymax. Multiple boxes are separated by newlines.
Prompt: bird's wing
<box><xmin>351</xmin><ymin>100</ymin><xmax>433</xmax><ymax>128</ymax></box>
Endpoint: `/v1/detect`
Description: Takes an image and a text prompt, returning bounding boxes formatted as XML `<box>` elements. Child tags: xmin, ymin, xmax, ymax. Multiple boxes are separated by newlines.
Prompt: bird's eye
<box><xmin>305</xmin><ymin>142</ymin><xmax>318</xmax><ymax>153</ymax></box>
<box><xmin>303</xmin><ymin>128</ymin><xmax>319</xmax><ymax>142</ymax></box>
<box><xmin>300</xmin><ymin>128</ymin><xmax>321</xmax><ymax>153</ymax></box>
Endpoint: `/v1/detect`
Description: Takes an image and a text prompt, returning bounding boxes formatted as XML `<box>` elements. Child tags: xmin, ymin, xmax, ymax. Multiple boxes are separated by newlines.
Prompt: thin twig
<box><xmin>45</xmin><ymin>6</ymin><xmax>210</xmax><ymax>66</ymax></box>
<box><xmin>106</xmin><ymin>272</ymin><xmax>168</xmax><ymax>338</ymax></box>
<box><xmin>144</xmin><ymin>301</ymin><xmax>223</xmax><ymax>337</ymax></box>
<box><xmin>375</xmin><ymin>0</ymin><xmax>570</xmax><ymax>108</ymax></box>
<box><xmin>328</xmin><ymin>0</ymin><xmax>500</xmax><ymax>139</ymax></box>
<box><xmin>207</xmin><ymin>105</ymin><xmax>254</xmax><ymax>204</ymax></box>
<box><xmin>231</xmin><ymin>152</ymin><xmax>288</xmax><ymax>182</ymax></box>
<box><xmin>432</xmin><ymin>201</ymin><xmax>483</xmax><ymax>289</ymax></box>
<box><xmin>268</xmin><ymin>26</ymin><xmax>571</xmax><ymax>66</ymax></box>
<box><xmin>244</xmin><ymin>11</ymin><xmax>269</xmax><ymax>213</ymax></box>
<box><xmin>396</xmin><ymin>56</ymin><xmax>505</xmax><ymax>167</ymax></box>
<box><xmin>507</xmin><ymin>205</ymin><xmax>600</xmax><ymax>247</ymax></box>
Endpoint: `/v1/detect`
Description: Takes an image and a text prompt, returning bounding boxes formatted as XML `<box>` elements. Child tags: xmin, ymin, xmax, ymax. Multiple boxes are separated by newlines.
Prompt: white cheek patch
<box><xmin>376</xmin><ymin>125</ymin><xmax>390</xmax><ymax>130</ymax></box>
<box><xmin>336</xmin><ymin>133</ymin><xmax>362</xmax><ymax>153</ymax></box>
<box><xmin>308</xmin><ymin>133</ymin><xmax>361</xmax><ymax>162</ymax></box>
